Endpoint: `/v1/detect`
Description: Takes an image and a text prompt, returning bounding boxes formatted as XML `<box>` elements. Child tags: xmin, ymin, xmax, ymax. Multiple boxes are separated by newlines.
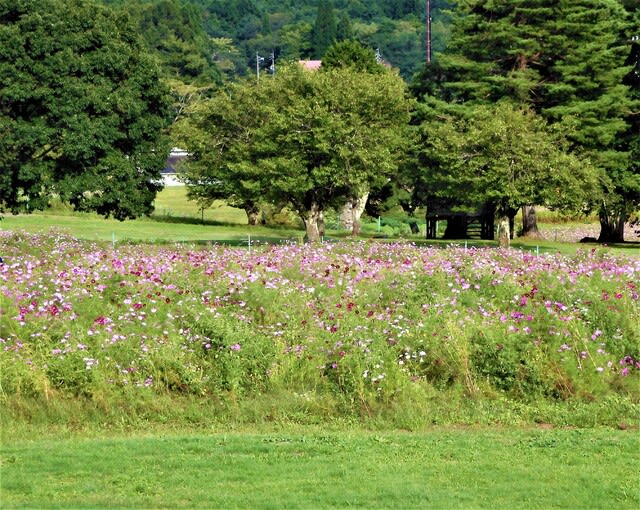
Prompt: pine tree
<box><xmin>336</xmin><ymin>12</ymin><xmax>353</xmax><ymax>42</ymax></box>
<box><xmin>311</xmin><ymin>0</ymin><xmax>337</xmax><ymax>59</ymax></box>
<box><xmin>322</xmin><ymin>40</ymin><xmax>381</xmax><ymax>73</ymax></box>
<box><xmin>621</xmin><ymin>1</ymin><xmax>640</xmax><ymax>238</ymax></box>
<box><xmin>416</xmin><ymin>0</ymin><xmax>638</xmax><ymax>241</ymax></box>
<box><xmin>542</xmin><ymin>0</ymin><xmax>637</xmax><ymax>241</ymax></box>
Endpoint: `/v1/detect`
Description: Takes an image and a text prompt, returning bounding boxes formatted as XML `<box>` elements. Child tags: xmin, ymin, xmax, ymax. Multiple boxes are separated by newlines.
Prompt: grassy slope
<box><xmin>1</xmin><ymin>429</ymin><xmax>638</xmax><ymax>509</ymax></box>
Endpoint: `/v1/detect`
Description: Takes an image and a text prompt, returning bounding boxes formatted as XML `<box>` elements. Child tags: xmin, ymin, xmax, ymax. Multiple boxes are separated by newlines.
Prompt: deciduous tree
<box><xmin>178</xmin><ymin>63</ymin><xmax>411</xmax><ymax>241</ymax></box>
<box><xmin>0</xmin><ymin>0</ymin><xmax>172</xmax><ymax>219</ymax></box>
<box><xmin>414</xmin><ymin>102</ymin><xmax>599</xmax><ymax>247</ymax></box>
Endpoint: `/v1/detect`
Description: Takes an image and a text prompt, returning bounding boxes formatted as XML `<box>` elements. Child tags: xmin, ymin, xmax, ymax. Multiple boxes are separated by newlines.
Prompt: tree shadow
<box><xmin>150</xmin><ymin>215</ymin><xmax>241</xmax><ymax>227</ymax></box>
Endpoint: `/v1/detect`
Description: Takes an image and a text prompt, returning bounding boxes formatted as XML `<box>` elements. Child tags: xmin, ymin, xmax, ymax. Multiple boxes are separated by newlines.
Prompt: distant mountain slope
<box><xmin>101</xmin><ymin>0</ymin><xmax>452</xmax><ymax>81</ymax></box>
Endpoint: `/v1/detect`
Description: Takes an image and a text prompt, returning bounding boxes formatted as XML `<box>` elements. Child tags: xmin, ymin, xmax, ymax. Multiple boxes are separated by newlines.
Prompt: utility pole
<box><xmin>256</xmin><ymin>52</ymin><xmax>264</xmax><ymax>82</ymax></box>
<box><xmin>270</xmin><ymin>50</ymin><xmax>276</xmax><ymax>74</ymax></box>
<box><xmin>426</xmin><ymin>0</ymin><xmax>432</xmax><ymax>64</ymax></box>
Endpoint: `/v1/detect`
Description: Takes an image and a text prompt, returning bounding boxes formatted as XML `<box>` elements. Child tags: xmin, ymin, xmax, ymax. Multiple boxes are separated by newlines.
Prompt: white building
<box><xmin>161</xmin><ymin>148</ymin><xmax>188</xmax><ymax>186</ymax></box>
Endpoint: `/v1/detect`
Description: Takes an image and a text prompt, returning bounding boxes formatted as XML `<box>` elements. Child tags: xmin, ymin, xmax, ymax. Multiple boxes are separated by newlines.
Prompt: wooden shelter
<box><xmin>425</xmin><ymin>199</ymin><xmax>495</xmax><ymax>240</ymax></box>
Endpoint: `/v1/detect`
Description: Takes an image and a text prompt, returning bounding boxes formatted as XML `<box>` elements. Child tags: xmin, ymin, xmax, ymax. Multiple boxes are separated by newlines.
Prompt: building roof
<box><xmin>298</xmin><ymin>60</ymin><xmax>322</xmax><ymax>71</ymax></box>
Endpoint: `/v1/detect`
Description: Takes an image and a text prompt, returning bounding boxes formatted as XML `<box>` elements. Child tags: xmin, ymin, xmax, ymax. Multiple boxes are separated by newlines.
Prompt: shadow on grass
<box><xmin>150</xmin><ymin>214</ymin><xmax>304</xmax><ymax>232</ymax></box>
<box><xmin>181</xmin><ymin>237</ymin><xmax>303</xmax><ymax>247</ymax></box>
<box><xmin>575</xmin><ymin>240</ymin><xmax>640</xmax><ymax>251</ymax></box>
<box><xmin>149</xmin><ymin>214</ymin><xmax>242</xmax><ymax>228</ymax></box>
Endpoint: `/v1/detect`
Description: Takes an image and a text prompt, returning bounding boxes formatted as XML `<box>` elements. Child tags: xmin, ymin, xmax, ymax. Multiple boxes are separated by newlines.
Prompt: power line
<box><xmin>426</xmin><ymin>0</ymin><xmax>432</xmax><ymax>64</ymax></box>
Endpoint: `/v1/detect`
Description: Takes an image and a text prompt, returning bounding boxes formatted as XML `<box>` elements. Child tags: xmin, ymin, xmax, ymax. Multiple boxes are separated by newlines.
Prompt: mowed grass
<box><xmin>2</xmin><ymin>209</ymin><xmax>637</xmax><ymax>256</ymax></box>
<box><xmin>1</xmin><ymin>186</ymin><xmax>638</xmax><ymax>254</ymax></box>
<box><xmin>0</xmin><ymin>187</ymin><xmax>304</xmax><ymax>243</ymax></box>
<box><xmin>152</xmin><ymin>186</ymin><xmax>248</xmax><ymax>224</ymax></box>
<box><xmin>0</xmin><ymin>212</ymin><xmax>304</xmax><ymax>244</ymax></box>
<box><xmin>2</xmin><ymin>428</ymin><xmax>638</xmax><ymax>509</ymax></box>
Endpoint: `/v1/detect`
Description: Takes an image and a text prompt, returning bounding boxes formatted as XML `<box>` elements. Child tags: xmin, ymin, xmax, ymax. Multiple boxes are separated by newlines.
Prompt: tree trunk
<box><xmin>341</xmin><ymin>192</ymin><xmax>369</xmax><ymax>236</ymax></box>
<box><xmin>244</xmin><ymin>202</ymin><xmax>261</xmax><ymax>226</ymax></box>
<box><xmin>508</xmin><ymin>208</ymin><xmax>517</xmax><ymax>240</ymax></box>
<box><xmin>598</xmin><ymin>209</ymin><xmax>625</xmax><ymax>243</ymax></box>
<box><xmin>497</xmin><ymin>214</ymin><xmax>510</xmax><ymax>248</ymax></box>
<box><xmin>521</xmin><ymin>205</ymin><xmax>541</xmax><ymax>239</ymax></box>
<box><xmin>318</xmin><ymin>210</ymin><xmax>326</xmax><ymax>237</ymax></box>
<box><xmin>303</xmin><ymin>201</ymin><xmax>322</xmax><ymax>243</ymax></box>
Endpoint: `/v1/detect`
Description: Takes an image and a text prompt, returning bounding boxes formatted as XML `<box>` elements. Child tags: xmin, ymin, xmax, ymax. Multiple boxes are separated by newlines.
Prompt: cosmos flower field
<box><xmin>1</xmin><ymin>230</ymin><xmax>638</xmax><ymax>424</ymax></box>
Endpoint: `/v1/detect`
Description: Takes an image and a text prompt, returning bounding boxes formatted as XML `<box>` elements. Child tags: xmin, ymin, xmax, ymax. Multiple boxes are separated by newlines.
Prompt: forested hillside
<box><xmin>101</xmin><ymin>0</ymin><xmax>451</xmax><ymax>80</ymax></box>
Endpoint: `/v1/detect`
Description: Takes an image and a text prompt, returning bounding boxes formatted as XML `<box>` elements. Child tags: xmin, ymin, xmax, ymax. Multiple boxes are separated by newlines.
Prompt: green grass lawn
<box><xmin>3</xmin><ymin>208</ymin><xmax>638</xmax><ymax>255</ymax></box>
<box><xmin>1</xmin><ymin>187</ymin><xmax>638</xmax><ymax>254</ymax></box>
<box><xmin>153</xmin><ymin>186</ymin><xmax>249</xmax><ymax>224</ymax></box>
<box><xmin>2</xmin><ymin>428</ymin><xmax>638</xmax><ymax>509</ymax></box>
<box><xmin>0</xmin><ymin>212</ymin><xmax>305</xmax><ymax>244</ymax></box>
<box><xmin>0</xmin><ymin>187</ymin><xmax>310</xmax><ymax>244</ymax></box>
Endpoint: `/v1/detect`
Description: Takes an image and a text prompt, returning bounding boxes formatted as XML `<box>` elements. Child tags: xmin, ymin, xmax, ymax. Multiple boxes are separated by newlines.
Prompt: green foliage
<box><xmin>2</xmin><ymin>231</ymin><xmax>638</xmax><ymax>423</ymax></box>
<box><xmin>621</xmin><ymin>5</ymin><xmax>640</xmax><ymax>236</ymax></box>
<box><xmin>136</xmin><ymin>0</ymin><xmax>222</xmax><ymax>85</ymax></box>
<box><xmin>408</xmin><ymin>102</ymin><xmax>599</xmax><ymax>231</ymax></box>
<box><xmin>178</xmin><ymin>63</ymin><xmax>411</xmax><ymax>241</ymax></box>
<box><xmin>93</xmin><ymin>0</ymin><xmax>452</xmax><ymax>81</ymax></box>
<box><xmin>178</xmin><ymin>312</ymin><xmax>279</xmax><ymax>395</ymax></box>
<box><xmin>172</xmin><ymin>74</ymin><xmax>271</xmax><ymax>223</ymax></box>
<box><xmin>438</xmin><ymin>0</ymin><xmax>557</xmax><ymax>105</ymax></box>
<box><xmin>321</xmin><ymin>40</ymin><xmax>382</xmax><ymax>73</ymax></box>
<box><xmin>417</xmin><ymin>0</ymin><xmax>639</xmax><ymax>241</ymax></box>
<box><xmin>336</xmin><ymin>11</ymin><xmax>353</xmax><ymax>41</ymax></box>
<box><xmin>145</xmin><ymin>0</ymin><xmax>445</xmax><ymax>79</ymax></box>
<box><xmin>311</xmin><ymin>0</ymin><xmax>337</xmax><ymax>58</ymax></box>
<box><xmin>0</xmin><ymin>0</ymin><xmax>173</xmax><ymax>220</ymax></box>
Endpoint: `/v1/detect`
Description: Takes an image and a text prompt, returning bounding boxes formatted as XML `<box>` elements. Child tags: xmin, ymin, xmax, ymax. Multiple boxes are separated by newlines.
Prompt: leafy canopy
<box><xmin>410</xmin><ymin>102</ymin><xmax>599</xmax><ymax>218</ymax></box>
<box><xmin>0</xmin><ymin>0</ymin><xmax>173</xmax><ymax>219</ymax></box>
<box><xmin>413</xmin><ymin>0</ymin><xmax>638</xmax><ymax>240</ymax></box>
<box><xmin>178</xmin><ymin>62</ymin><xmax>411</xmax><ymax>240</ymax></box>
